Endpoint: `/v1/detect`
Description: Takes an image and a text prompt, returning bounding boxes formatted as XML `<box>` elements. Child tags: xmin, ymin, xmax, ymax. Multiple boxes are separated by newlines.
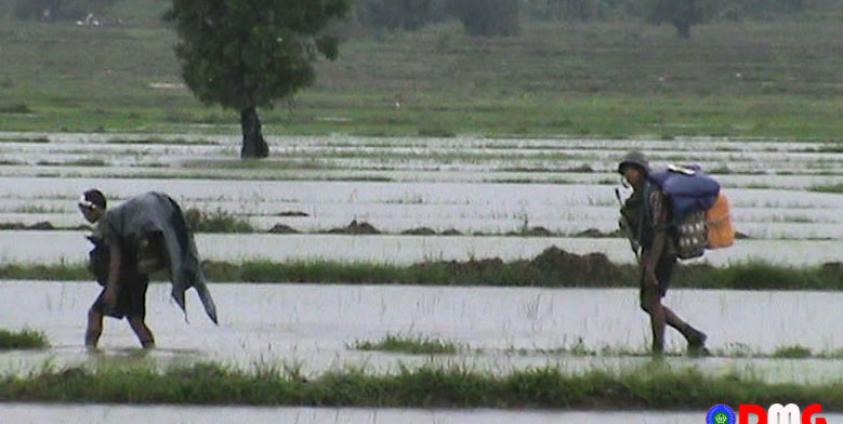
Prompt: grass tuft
<box><xmin>352</xmin><ymin>334</ymin><xmax>458</xmax><ymax>355</ymax></box>
<box><xmin>0</xmin><ymin>328</ymin><xmax>49</xmax><ymax>350</ymax></box>
<box><xmin>771</xmin><ymin>345</ymin><xmax>813</xmax><ymax>359</ymax></box>
<box><xmin>810</xmin><ymin>184</ymin><xmax>843</xmax><ymax>194</ymax></box>
<box><xmin>184</xmin><ymin>208</ymin><xmax>254</xmax><ymax>233</ymax></box>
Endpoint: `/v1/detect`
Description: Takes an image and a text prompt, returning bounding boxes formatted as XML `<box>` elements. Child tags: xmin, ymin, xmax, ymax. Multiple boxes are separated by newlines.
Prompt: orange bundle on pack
<box><xmin>706</xmin><ymin>193</ymin><xmax>735</xmax><ymax>249</ymax></box>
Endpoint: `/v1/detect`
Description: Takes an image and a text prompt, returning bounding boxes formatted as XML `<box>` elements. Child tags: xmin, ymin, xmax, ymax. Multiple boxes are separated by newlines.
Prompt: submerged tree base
<box><xmin>0</xmin><ymin>362</ymin><xmax>842</xmax><ymax>408</ymax></box>
<box><xmin>1</xmin><ymin>247</ymin><xmax>841</xmax><ymax>290</ymax></box>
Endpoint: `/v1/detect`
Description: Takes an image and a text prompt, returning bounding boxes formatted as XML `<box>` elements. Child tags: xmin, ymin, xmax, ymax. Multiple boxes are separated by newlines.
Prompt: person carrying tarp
<box><xmin>617</xmin><ymin>151</ymin><xmax>709</xmax><ymax>355</ymax></box>
<box><xmin>78</xmin><ymin>189</ymin><xmax>218</xmax><ymax>349</ymax></box>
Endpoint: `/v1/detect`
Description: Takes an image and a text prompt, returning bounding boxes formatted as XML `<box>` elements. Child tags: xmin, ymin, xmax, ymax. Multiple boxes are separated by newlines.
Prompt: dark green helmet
<box><xmin>617</xmin><ymin>150</ymin><xmax>650</xmax><ymax>175</ymax></box>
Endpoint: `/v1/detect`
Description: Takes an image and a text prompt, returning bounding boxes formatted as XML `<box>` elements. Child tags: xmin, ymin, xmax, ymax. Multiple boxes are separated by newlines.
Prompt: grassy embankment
<box><xmin>1</xmin><ymin>2</ymin><xmax>843</xmax><ymax>141</ymax></box>
<box><xmin>352</xmin><ymin>334</ymin><xmax>843</xmax><ymax>359</ymax></box>
<box><xmin>1</xmin><ymin>362</ymin><xmax>842</xmax><ymax>408</ymax></box>
<box><xmin>1</xmin><ymin>247</ymin><xmax>841</xmax><ymax>290</ymax></box>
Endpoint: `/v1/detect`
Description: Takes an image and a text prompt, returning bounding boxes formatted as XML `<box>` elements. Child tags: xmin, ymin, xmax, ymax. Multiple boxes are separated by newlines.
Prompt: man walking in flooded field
<box><xmin>78</xmin><ymin>189</ymin><xmax>155</xmax><ymax>349</ymax></box>
<box><xmin>79</xmin><ymin>189</ymin><xmax>218</xmax><ymax>350</ymax></box>
<box><xmin>618</xmin><ymin>151</ymin><xmax>708</xmax><ymax>355</ymax></box>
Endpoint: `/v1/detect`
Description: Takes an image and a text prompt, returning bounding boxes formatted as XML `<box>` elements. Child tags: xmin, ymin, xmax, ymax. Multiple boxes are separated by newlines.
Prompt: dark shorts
<box><xmin>639</xmin><ymin>253</ymin><xmax>677</xmax><ymax>300</ymax></box>
<box><xmin>92</xmin><ymin>274</ymin><xmax>149</xmax><ymax>320</ymax></box>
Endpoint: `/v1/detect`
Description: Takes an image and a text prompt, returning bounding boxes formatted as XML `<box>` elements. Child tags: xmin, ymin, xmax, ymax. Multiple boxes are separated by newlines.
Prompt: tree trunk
<box><xmin>240</xmin><ymin>106</ymin><xmax>269</xmax><ymax>159</ymax></box>
<box><xmin>673</xmin><ymin>19</ymin><xmax>691</xmax><ymax>38</ymax></box>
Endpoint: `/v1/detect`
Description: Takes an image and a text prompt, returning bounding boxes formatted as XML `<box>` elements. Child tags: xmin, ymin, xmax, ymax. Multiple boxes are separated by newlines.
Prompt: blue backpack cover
<box><xmin>648</xmin><ymin>165</ymin><xmax>720</xmax><ymax>219</ymax></box>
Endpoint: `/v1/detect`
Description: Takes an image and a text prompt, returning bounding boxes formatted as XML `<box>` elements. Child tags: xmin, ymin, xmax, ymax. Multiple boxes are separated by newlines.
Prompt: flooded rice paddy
<box><xmin>1</xmin><ymin>133</ymin><xmax>842</xmax><ymax>415</ymax></box>
<box><xmin>3</xmin><ymin>281</ymin><xmax>843</xmax><ymax>385</ymax></box>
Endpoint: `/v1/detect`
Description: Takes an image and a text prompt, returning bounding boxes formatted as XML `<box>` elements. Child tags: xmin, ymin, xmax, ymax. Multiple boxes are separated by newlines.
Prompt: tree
<box><xmin>448</xmin><ymin>0</ymin><xmax>521</xmax><ymax>37</ymax></box>
<box><xmin>648</xmin><ymin>0</ymin><xmax>719</xmax><ymax>38</ymax></box>
<box><xmin>165</xmin><ymin>0</ymin><xmax>350</xmax><ymax>158</ymax></box>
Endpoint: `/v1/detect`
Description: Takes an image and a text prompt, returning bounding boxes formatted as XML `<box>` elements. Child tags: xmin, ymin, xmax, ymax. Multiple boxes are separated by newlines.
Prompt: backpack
<box><xmin>647</xmin><ymin>165</ymin><xmax>727</xmax><ymax>260</ymax></box>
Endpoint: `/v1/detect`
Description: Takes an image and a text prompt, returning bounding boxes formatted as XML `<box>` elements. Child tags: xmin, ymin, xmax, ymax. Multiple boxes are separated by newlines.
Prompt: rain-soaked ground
<box><xmin>2</xmin><ymin>281</ymin><xmax>843</xmax><ymax>384</ymax></box>
<box><xmin>3</xmin><ymin>405</ymin><xmax>841</xmax><ymax>424</ymax></box>
<box><xmin>1</xmin><ymin>230</ymin><xmax>841</xmax><ymax>266</ymax></box>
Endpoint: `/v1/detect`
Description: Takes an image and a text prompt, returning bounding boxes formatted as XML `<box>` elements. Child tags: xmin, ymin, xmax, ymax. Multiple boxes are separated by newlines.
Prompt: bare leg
<box><xmin>641</xmin><ymin>287</ymin><xmax>666</xmax><ymax>354</ymax></box>
<box><xmin>663</xmin><ymin>306</ymin><xmax>707</xmax><ymax>352</ymax></box>
<box><xmin>128</xmin><ymin>317</ymin><xmax>155</xmax><ymax>349</ymax></box>
<box><xmin>646</xmin><ymin>300</ymin><xmax>707</xmax><ymax>353</ymax></box>
<box><xmin>85</xmin><ymin>308</ymin><xmax>103</xmax><ymax>349</ymax></box>
<box><xmin>663</xmin><ymin>306</ymin><xmax>695</xmax><ymax>332</ymax></box>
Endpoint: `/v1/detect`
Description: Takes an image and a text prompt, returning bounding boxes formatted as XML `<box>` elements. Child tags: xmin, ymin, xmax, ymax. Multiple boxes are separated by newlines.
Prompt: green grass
<box><xmin>106</xmin><ymin>137</ymin><xmax>218</xmax><ymax>146</ymax></box>
<box><xmin>511</xmin><ymin>342</ymin><xmax>843</xmax><ymax>360</ymax></box>
<box><xmin>810</xmin><ymin>184</ymin><xmax>843</xmax><ymax>194</ymax></box>
<box><xmin>772</xmin><ymin>345</ymin><xmax>814</xmax><ymax>359</ymax></box>
<box><xmin>12</xmin><ymin>206</ymin><xmax>61</xmax><ymax>214</ymax></box>
<box><xmin>2</xmin><ymin>10</ymin><xmax>843</xmax><ymax>141</ymax></box>
<box><xmin>1</xmin><ymin>362</ymin><xmax>843</xmax><ymax>407</ymax></box>
<box><xmin>37</xmin><ymin>158</ymin><xmax>108</xmax><ymax>167</ymax></box>
<box><xmin>0</xmin><ymin>103</ymin><xmax>32</xmax><ymax>114</ymax></box>
<box><xmin>3</xmin><ymin>248</ymin><xmax>842</xmax><ymax>290</ymax></box>
<box><xmin>0</xmin><ymin>328</ymin><xmax>49</xmax><ymax>350</ymax></box>
<box><xmin>182</xmin><ymin>159</ymin><xmax>340</xmax><ymax>171</ymax></box>
<box><xmin>51</xmin><ymin>171</ymin><xmax>395</xmax><ymax>183</ymax></box>
<box><xmin>183</xmin><ymin>208</ymin><xmax>254</xmax><ymax>233</ymax></box>
<box><xmin>350</xmin><ymin>335</ymin><xmax>843</xmax><ymax>359</ymax></box>
<box><xmin>0</xmin><ymin>135</ymin><xmax>48</xmax><ymax>143</ymax></box>
<box><xmin>352</xmin><ymin>334</ymin><xmax>458</xmax><ymax>355</ymax></box>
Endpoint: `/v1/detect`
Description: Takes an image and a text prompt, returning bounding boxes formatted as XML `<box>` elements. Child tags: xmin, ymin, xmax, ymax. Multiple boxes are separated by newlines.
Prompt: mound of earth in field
<box><xmin>326</xmin><ymin>220</ymin><xmax>381</xmax><ymax>235</ymax></box>
<box><xmin>411</xmin><ymin>246</ymin><xmax>630</xmax><ymax>287</ymax></box>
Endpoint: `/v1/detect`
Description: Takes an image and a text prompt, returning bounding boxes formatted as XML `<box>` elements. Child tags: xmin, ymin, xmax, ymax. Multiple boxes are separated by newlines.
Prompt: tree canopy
<box><xmin>165</xmin><ymin>0</ymin><xmax>350</xmax><ymax>157</ymax></box>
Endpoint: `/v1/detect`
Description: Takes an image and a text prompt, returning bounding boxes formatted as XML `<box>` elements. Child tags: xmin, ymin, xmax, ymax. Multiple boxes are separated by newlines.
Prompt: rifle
<box><xmin>615</xmin><ymin>188</ymin><xmax>641</xmax><ymax>263</ymax></box>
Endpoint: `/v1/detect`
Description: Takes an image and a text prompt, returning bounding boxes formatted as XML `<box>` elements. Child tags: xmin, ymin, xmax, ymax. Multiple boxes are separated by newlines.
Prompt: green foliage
<box><xmin>164</xmin><ymin>0</ymin><xmax>351</xmax><ymax>112</ymax></box>
<box><xmin>356</xmin><ymin>0</ymin><xmax>447</xmax><ymax>31</ymax></box>
<box><xmin>717</xmin><ymin>0</ymin><xmax>806</xmax><ymax>20</ymax></box>
<box><xmin>526</xmin><ymin>0</ymin><xmax>613</xmax><ymax>21</ymax></box>
<box><xmin>353</xmin><ymin>334</ymin><xmax>459</xmax><ymax>354</ymax></box>
<box><xmin>0</xmin><ymin>328</ymin><xmax>49</xmax><ymax>350</ymax></box>
<box><xmin>524</xmin><ymin>0</ymin><xmax>821</xmax><ymax>22</ymax></box>
<box><xmin>448</xmin><ymin>0</ymin><xmax>521</xmax><ymax>36</ymax></box>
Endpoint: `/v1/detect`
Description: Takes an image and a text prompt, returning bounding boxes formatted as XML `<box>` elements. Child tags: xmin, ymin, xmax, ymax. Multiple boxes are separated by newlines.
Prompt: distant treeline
<box><xmin>524</xmin><ymin>0</ymin><xmax>839</xmax><ymax>21</ymax></box>
<box><xmin>355</xmin><ymin>0</ymin><xmax>841</xmax><ymax>36</ymax></box>
<box><xmin>2</xmin><ymin>0</ymin><xmax>841</xmax><ymax>36</ymax></box>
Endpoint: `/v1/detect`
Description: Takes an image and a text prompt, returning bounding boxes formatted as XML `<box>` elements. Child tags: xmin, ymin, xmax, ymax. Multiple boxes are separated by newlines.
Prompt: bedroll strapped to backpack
<box><xmin>706</xmin><ymin>193</ymin><xmax>735</xmax><ymax>249</ymax></box>
<box><xmin>648</xmin><ymin>165</ymin><xmax>734</xmax><ymax>259</ymax></box>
